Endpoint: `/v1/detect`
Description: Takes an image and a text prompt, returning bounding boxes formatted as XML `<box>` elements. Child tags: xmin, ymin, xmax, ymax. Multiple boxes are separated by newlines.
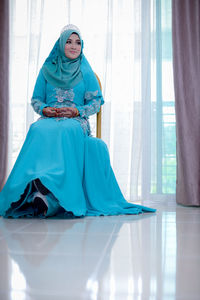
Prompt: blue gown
<box><xmin>0</xmin><ymin>71</ymin><xmax>156</xmax><ymax>217</ymax></box>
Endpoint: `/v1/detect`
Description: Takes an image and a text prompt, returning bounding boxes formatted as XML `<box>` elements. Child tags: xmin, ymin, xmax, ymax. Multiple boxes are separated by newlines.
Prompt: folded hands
<box><xmin>42</xmin><ymin>107</ymin><xmax>79</xmax><ymax>118</ymax></box>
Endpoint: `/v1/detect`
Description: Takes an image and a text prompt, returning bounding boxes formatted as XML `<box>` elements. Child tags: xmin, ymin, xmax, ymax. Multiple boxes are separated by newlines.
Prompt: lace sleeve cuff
<box><xmin>76</xmin><ymin>99</ymin><xmax>101</xmax><ymax>118</ymax></box>
<box><xmin>31</xmin><ymin>98</ymin><xmax>48</xmax><ymax>116</ymax></box>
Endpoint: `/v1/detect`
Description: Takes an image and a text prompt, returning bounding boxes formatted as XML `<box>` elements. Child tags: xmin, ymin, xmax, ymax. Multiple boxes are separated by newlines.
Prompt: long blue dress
<box><xmin>0</xmin><ymin>71</ymin><xmax>156</xmax><ymax>218</ymax></box>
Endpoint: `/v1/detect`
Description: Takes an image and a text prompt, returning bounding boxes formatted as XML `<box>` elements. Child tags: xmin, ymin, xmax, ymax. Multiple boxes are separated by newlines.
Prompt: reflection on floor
<box><xmin>0</xmin><ymin>200</ymin><xmax>200</xmax><ymax>300</ymax></box>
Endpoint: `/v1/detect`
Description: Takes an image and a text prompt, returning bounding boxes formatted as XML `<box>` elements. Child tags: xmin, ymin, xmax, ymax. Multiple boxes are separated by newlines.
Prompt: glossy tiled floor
<box><xmin>0</xmin><ymin>200</ymin><xmax>200</xmax><ymax>300</ymax></box>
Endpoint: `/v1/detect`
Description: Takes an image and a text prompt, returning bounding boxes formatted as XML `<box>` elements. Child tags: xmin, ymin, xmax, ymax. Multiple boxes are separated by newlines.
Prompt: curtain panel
<box><xmin>172</xmin><ymin>0</ymin><xmax>200</xmax><ymax>206</ymax></box>
<box><xmin>0</xmin><ymin>0</ymin><xmax>9</xmax><ymax>191</ymax></box>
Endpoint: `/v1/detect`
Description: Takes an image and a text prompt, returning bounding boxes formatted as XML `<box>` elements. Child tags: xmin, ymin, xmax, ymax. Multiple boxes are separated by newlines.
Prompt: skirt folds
<box><xmin>0</xmin><ymin>118</ymin><xmax>155</xmax><ymax>218</ymax></box>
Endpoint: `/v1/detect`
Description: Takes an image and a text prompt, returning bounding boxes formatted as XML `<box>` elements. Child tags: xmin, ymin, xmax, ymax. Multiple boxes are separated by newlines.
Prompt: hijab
<box><xmin>42</xmin><ymin>25</ymin><xmax>103</xmax><ymax>104</ymax></box>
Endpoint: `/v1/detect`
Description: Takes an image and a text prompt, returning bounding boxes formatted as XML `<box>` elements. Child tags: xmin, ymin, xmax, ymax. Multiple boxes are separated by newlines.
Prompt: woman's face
<box><xmin>64</xmin><ymin>33</ymin><xmax>81</xmax><ymax>59</ymax></box>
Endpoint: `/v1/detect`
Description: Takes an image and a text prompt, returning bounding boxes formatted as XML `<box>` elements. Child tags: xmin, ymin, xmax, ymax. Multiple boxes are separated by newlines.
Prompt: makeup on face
<box><xmin>64</xmin><ymin>33</ymin><xmax>82</xmax><ymax>59</ymax></box>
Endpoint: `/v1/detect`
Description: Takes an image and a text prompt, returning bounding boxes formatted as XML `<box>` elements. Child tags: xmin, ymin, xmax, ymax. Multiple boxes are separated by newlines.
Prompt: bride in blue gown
<box><xmin>0</xmin><ymin>24</ymin><xmax>156</xmax><ymax>218</ymax></box>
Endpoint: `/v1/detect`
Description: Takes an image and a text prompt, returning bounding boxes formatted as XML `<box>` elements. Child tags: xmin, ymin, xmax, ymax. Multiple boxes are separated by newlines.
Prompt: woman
<box><xmin>0</xmin><ymin>25</ymin><xmax>156</xmax><ymax>218</ymax></box>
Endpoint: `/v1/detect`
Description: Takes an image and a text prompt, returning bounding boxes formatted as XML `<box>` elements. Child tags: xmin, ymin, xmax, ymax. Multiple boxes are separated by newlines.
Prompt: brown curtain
<box><xmin>0</xmin><ymin>0</ymin><xmax>9</xmax><ymax>191</ymax></box>
<box><xmin>172</xmin><ymin>0</ymin><xmax>200</xmax><ymax>206</ymax></box>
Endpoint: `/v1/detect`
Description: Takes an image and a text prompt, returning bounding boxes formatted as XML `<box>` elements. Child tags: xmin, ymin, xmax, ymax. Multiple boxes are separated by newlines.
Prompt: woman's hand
<box><xmin>56</xmin><ymin>107</ymin><xmax>79</xmax><ymax>118</ymax></box>
<box><xmin>42</xmin><ymin>107</ymin><xmax>79</xmax><ymax>118</ymax></box>
<box><xmin>42</xmin><ymin>107</ymin><xmax>57</xmax><ymax>117</ymax></box>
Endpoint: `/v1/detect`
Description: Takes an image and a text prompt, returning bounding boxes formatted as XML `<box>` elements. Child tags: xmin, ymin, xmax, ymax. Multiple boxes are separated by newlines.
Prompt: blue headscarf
<box><xmin>42</xmin><ymin>25</ymin><xmax>103</xmax><ymax>103</ymax></box>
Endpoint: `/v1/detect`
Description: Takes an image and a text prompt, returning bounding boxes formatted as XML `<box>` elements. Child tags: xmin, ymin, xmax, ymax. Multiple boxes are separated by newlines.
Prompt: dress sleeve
<box><xmin>31</xmin><ymin>69</ymin><xmax>49</xmax><ymax>116</ymax></box>
<box><xmin>76</xmin><ymin>91</ymin><xmax>102</xmax><ymax>118</ymax></box>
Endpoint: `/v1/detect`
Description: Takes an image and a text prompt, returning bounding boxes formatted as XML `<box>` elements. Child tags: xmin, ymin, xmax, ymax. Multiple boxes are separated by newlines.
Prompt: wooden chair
<box><xmin>95</xmin><ymin>73</ymin><xmax>102</xmax><ymax>139</ymax></box>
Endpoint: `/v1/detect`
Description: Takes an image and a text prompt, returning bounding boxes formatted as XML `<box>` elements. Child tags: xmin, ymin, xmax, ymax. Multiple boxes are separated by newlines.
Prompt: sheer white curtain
<box><xmin>9</xmin><ymin>0</ymin><xmax>175</xmax><ymax>203</ymax></box>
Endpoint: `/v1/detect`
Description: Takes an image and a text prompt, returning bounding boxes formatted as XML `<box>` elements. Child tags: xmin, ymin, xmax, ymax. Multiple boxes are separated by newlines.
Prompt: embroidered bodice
<box><xmin>31</xmin><ymin>70</ymin><xmax>103</xmax><ymax>135</ymax></box>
